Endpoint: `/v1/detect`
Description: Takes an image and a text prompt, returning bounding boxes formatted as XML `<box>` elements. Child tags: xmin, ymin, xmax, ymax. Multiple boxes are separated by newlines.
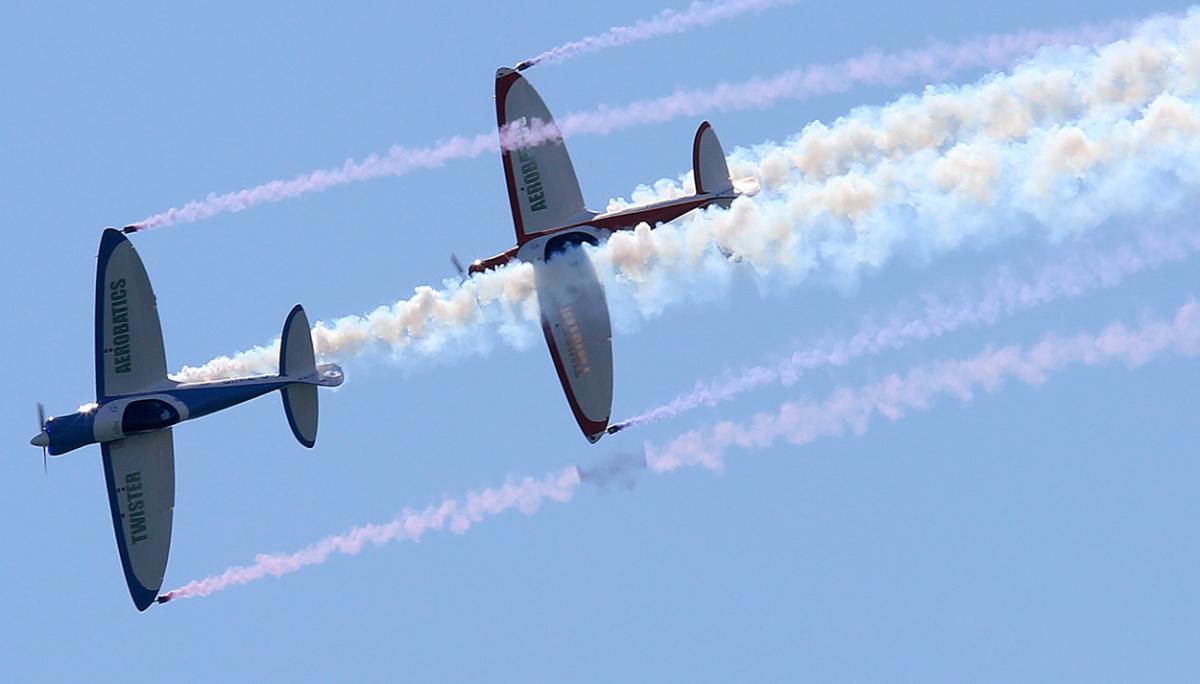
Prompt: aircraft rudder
<box><xmin>692</xmin><ymin>121</ymin><xmax>734</xmax><ymax>197</ymax></box>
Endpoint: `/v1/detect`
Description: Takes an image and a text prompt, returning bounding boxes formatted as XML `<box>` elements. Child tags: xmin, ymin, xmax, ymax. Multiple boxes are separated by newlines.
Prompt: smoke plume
<box><xmin>160</xmin><ymin>298</ymin><xmax>1200</xmax><ymax>602</ymax></box>
<box><xmin>646</xmin><ymin>299</ymin><xmax>1200</xmax><ymax>472</ymax></box>
<box><xmin>611</xmin><ymin>227</ymin><xmax>1200</xmax><ymax>429</ymax></box>
<box><xmin>158</xmin><ymin>468</ymin><xmax>581</xmax><ymax>602</ymax></box>
<box><xmin>517</xmin><ymin>0</ymin><xmax>800</xmax><ymax>69</ymax></box>
<box><xmin>132</xmin><ymin>15</ymin><xmax>1137</xmax><ymax>230</ymax></box>
<box><xmin>173</xmin><ymin>11</ymin><xmax>1200</xmax><ymax>383</ymax></box>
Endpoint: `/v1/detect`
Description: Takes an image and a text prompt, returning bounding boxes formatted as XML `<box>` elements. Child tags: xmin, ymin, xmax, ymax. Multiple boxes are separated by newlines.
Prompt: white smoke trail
<box><xmin>646</xmin><ymin>298</ymin><xmax>1200</xmax><ymax>472</ymax></box>
<box><xmin>173</xmin><ymin>11</ymin><xmax>1200</xmax><ymax>383</ymax></box>
<box><xmin>157</xmin><ymin>468</ymin><xmax>581</xmax><ymax>602</ymax></box>
<box><xmin>131</xmin><ymin>15</ymin><xmax>1137</xmax><ymax>230</ymax></box>
<box><xmin>587</xmin><ymin>16</ymin><xmax>1200</xmax><ymax>313</ymax></box>
<box><xmin>159</xmin><ymin>298</ymin><xmax>1200</xmax><ymax>602</ymax></box>
<box><xmin>517</xmin><ymin>0</ymin><xmax>800</xmax><ymax>69</ymax></box>
<box><xmin>170</xmin><ymin>261</ymin><xmax>542</xmax><ymax>382</ymax></box>
<box><xmin>613</xmin><ymin>227</ymin><xmax>1200</xmax><ymax>429</ymax></box>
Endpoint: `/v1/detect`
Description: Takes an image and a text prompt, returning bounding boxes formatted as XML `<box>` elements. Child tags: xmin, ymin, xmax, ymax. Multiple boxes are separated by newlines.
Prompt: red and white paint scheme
<box><xmin>470</xmin><ymin>66</ymin><xmax>757</xmax><ymax>443</ymax></box>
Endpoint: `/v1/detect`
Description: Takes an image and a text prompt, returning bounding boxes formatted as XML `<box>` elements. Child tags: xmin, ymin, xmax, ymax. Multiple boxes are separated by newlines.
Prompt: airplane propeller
<box><xmin>451</xmin><ymin>254</ymin><xmax>485</xmax><ymax>313</ymax></box>
<box><xmin>34</xmin><ymin>402</ymin><xmax>48</xmax><ymax>475</ymax></box>
<box><xmin>450</xmin><ymin>253</ymin><xmax>469</xmax><ymax>281</ymax></box>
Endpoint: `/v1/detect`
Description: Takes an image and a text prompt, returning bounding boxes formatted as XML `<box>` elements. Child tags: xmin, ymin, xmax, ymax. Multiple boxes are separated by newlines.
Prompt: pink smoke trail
<box><xmin>130</xmin><ymin>17</ymin><xmax>1131</xmax><ymax>230</ymax></box>
<box><xmin>160</xmin><ymin>298</ymin><xmax>1200</xmax><ymax>602</ymax></box>
<box><xmin>555</xmin><ymin>18</ymin><xmax>1132</xmax><ymax>136</ymax></box>
<box><xmin>130</xmin><ymin>123</ymin><xmax>558</xmax><ymax>230</ymax></box>
<box><xmin>517</xmin><ymin>0</ymin><xmax>800</xmax><ymax>69</ymax></box>
<box><xmin>157</xmin><ymin>468</ymin><xmax>581</xmax><ymax>603</ymax></box>
<box><xmin>646</xmin><ymin>299</ymin><xmax>1200</xmax><ymax>472</ymax></box>
<box><xmin>614</xmin><ymin>228</ymin><xmax>1200</xmax><ymax>430</ymax></box>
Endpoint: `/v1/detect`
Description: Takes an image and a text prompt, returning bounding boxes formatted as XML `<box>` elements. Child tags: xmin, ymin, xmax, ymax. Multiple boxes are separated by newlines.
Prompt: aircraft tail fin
<box><xmin>279</xmin><ymin>305</ymin><xmax>320</xmax><ymax>448</ymax></box>
<box><xmin>693</xmin><ymin>121</ymin><xmax>733</xmax><ymax>197</ymax></box>
<box><xmin>692</xmin><ymin>122</ymin><xmax>758</xmax><ymax>208</ymax></box>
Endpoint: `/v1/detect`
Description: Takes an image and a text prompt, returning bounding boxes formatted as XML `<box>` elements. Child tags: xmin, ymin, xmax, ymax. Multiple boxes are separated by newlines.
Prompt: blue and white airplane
<box><xmin>30</xmin><ymin>228</ymin><xmax>344</xmax><ymax>611</ymax></box>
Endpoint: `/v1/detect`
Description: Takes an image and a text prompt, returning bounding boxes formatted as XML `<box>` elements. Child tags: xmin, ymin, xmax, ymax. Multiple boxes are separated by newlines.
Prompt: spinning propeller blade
<box><xmin>450</xmin><ymin>253</ymin><xmax>468</xmax><ymax>280</ymax></box>
<box><xmin>35</xmin><ymin>402</ymin><xmax>47</xmax><ymax>475</ymax></box>
<box><xmin>451</xmin><ymin>254</ymin><xmax>485</xmax><ymax>313</ymax></box>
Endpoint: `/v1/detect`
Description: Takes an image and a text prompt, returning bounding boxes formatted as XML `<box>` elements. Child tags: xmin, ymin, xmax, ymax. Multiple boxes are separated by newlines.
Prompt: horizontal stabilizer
<box><xmin>693</xmin><ymin>121</ymin><xmax>733</xmax><ymax>196</ymax></box>
<box><xmin>279</xmin><ymin>305</ymin><xmax>320</xmax><ymax>448</ymax></box>
<box><xmin>280</xmin><ymin>305</ymin><xmax>316</xmax><ymax>379</ymax></box>
<box><xmin>282</xmin><ymin>384</ymin><xmax>318</xmax><ymax>448</ymax></box>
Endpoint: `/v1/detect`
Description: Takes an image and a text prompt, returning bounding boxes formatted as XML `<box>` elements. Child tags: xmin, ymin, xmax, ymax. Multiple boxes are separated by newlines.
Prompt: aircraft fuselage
<box><xmin>468</xmin><ymin>193</ymin><xmax>728</xmax><ymax>276</ymax></box>
<box><xmin>35</xmin><ymin>369</ymin><xmax>341</xmax><ymax>456</ymax></box>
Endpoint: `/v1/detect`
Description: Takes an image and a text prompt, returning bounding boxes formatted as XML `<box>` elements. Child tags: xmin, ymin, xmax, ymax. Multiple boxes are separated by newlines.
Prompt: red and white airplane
<box><xmin>465</xmin><ymin>67</ymin><xmax>757</xmax><ymax>443</ymax></box>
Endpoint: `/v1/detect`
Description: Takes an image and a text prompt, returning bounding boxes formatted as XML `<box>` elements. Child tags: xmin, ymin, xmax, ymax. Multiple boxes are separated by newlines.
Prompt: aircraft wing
<box><xmin>95</xmin><ymin>229</ymin><xmax>169</xmax><ymax>400</ymax></box>
<box><xmin>534</xmin><ymin>248</ymin><xmax>613</xmax><ymax>442</ymax></box>
<box><xmin>101</xmin><ymin>428</ymin><xmax>175</xmax><ymax>611</ymax></box>
<box><xmin>495</xmin><ymin>67</ymin><xmax>590</xmax><ymax>244</ymax></box>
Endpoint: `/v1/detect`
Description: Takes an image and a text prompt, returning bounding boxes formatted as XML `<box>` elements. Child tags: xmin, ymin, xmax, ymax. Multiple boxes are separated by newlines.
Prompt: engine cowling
<box><xmin>44</xmin><ymin>410</ymin><xmax>98</xmax><ymax>456</ymax></box>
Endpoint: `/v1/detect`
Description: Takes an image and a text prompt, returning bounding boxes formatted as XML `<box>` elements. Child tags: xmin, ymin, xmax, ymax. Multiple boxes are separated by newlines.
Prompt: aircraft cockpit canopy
<box><xmin>121</xmin><ymin>399</ymin><xmax>181</xmax><ymax>434</ymax></box>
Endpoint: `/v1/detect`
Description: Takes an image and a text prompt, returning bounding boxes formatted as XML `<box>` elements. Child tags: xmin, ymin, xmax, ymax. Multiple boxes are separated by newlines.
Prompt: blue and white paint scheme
<box><xmin>30</xmin><ymin>228</ymin><xmax>344</xmax><ymax>611</ymax></box>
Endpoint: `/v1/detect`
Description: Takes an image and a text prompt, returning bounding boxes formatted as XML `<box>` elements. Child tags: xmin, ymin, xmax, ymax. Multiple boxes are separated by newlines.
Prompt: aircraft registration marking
<box><xmin>517</xmin><ymin>148</ymin><xmax>548</xmax><ymax>212</ymax></box>
<box><xmin>124</xmin><ymin>471</ymin><xmax>148</xmax><ymax>544</ymax></box>
<box><xmin>109</xmin><ymin>278</ymin><xmax>132</xmax><ymax>374</ymax></box>
<box><xmin>559</xmin><ymin>305</ymin><xmax>590</xmax><ymax>377</ymax></box>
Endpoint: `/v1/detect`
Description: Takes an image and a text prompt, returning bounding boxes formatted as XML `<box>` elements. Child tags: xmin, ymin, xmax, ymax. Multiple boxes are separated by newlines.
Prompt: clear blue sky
<box><xmin>3</xmin><ymin>1</ymin><xmax>1198</xmax><ymax>681</ymax></box>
